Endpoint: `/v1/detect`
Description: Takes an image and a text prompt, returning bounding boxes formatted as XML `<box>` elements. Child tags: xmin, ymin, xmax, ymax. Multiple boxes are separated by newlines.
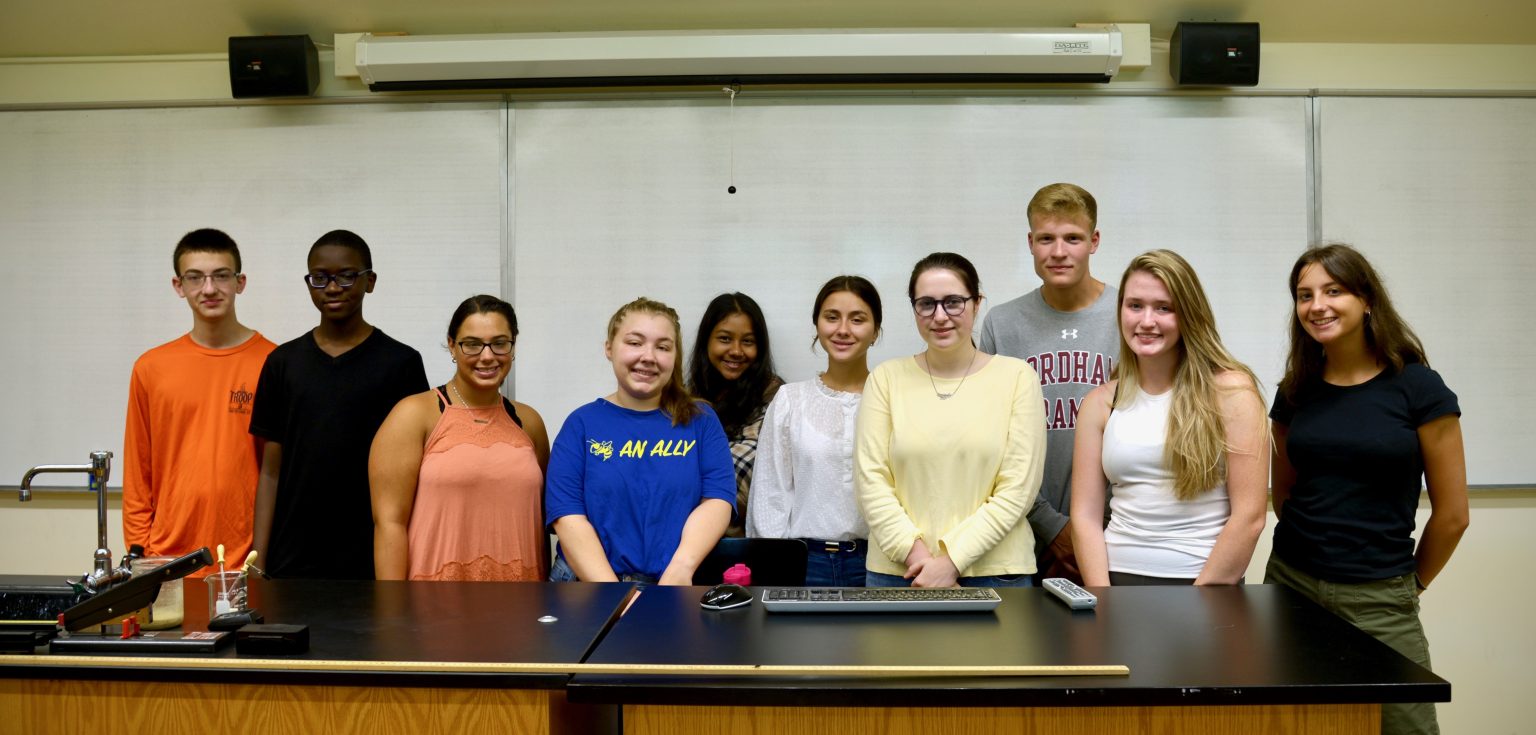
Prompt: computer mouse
<box><xmin>699</xmin><ymin>583</ymin><xmax>753</xmax><ymax>611</ymax></box>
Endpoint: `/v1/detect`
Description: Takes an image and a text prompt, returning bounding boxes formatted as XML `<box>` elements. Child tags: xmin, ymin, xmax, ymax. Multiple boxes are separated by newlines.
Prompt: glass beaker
<box><xmin>129</xmin><ymin>555</ymin><xmax>184</xmax><ymax>629</ymax></box>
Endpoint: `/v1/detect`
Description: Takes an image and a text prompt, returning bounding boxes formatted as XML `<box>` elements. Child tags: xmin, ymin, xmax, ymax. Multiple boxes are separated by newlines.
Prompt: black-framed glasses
<box><xmin>304</xmin><ymin>270</ymin><xmax>373</xmax><ymax>289</ymax></box>
<box><xmin>179</xmin><ymin>270</ymin><xmax>239</xmax><ymax>289</ymax></box>
<box><xmin>457</xmin><ymin>339</ymin><xmax>514</xmax><ymax>356</ymax></box>
<box><xmin>911</xmin><ymin>295</ymin><xmax>974</xmax><ymax>317</ymax></box>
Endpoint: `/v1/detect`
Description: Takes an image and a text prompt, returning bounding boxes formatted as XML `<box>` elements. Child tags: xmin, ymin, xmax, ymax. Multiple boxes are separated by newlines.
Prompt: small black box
<box><xmin>1170</xmin><ymin>22</ymin><xmax>1260</xmax><ymax>87</ymax></box>
<box><xmin>229</xmin><ymin>35</ymin><xmax>319</xmax><ymax>98</ymax></box>
<box><xmin>235</xmin><ymin>623</ymin><xmax>309</xmax><ymax>655</ymax></box>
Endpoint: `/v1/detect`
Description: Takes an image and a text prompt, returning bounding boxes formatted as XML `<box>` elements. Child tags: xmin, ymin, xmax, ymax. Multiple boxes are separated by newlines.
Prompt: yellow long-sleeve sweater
<box><xmin>855</xmin><ymin>355</ymin><xmax>1046</xmax><ymax>578</ymax></box>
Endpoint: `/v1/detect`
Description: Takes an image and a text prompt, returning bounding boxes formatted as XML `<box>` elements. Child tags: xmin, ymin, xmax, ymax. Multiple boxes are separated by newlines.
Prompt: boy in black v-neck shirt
<box><xmin>250</xmin><ymin>230</ymin><xmax>428</xmax><ymax>579</ymax></box>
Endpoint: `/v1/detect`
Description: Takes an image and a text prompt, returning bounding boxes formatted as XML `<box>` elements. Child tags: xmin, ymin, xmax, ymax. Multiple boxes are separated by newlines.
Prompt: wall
<box><xmin>1</xmin><ymin>36</ymin><xmax>1532</xmax><ymax>735</ymax></box>
<box><xmin>3</xmin><ymin>43</ymin><xmax>1536</xmax><ymax>107</ymax></box>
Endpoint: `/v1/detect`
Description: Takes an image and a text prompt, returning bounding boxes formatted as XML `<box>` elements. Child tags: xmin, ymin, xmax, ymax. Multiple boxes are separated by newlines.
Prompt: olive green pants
<box><xmin>1265</xmin><ymin>554</ymin><xmax>1438</xmax><ymax>735</ymax></box>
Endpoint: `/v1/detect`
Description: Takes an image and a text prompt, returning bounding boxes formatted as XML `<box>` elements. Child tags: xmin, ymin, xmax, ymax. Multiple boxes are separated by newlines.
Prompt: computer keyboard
<box><xmin>760</xmin><ymin>587</ymin><xmax>1002</xmax><ymax>613</ymax></box>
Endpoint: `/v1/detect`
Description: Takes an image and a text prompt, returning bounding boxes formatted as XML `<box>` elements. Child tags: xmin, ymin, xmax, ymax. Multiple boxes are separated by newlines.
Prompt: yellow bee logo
<box><xmin>588</xmin><ymin>439</ymin><xmax>613</xmax><ymax>462</ymax></box>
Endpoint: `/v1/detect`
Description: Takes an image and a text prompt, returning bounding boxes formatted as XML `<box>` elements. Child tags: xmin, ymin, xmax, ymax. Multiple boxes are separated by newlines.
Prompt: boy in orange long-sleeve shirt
<box><xmin>122</xmin><ymin>229</ymin><xmax>275</xmax><ymax>569</ymax></box>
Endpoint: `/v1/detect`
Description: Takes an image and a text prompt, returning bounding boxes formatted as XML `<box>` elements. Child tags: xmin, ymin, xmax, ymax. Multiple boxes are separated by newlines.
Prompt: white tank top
<box><xmin>1101</xmin><ymin>387</ymin><xmax>1230</xmax><ymax>579</ymax></box>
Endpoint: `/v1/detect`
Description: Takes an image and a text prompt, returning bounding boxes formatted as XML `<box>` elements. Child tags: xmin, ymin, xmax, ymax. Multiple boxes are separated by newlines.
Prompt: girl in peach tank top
<box><xmin>406</xmin><ymin>388</ymin><xmax>546</xmax><ymax>581</ymax></box>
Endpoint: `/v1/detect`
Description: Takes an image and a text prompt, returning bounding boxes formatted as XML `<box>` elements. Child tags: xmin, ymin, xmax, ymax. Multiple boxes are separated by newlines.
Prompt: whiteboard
<box><xmin>511</xmin><ymin>96</ymin><xmax>1310</xmax><ymax>462</ymax></box>
<box><xmin>10</xmin><ymin>94</ymin><xmax>1519</xmax><ymax>489</ymax></box>
<box><xmin>1317</xmin><ymin>97</ymin><xmax>1536</xmax><ymax>485</ymax></box>
<box><xmin>0</xmin><ymin>101</ymin><xmax>505</xmax><ymax>486</ymax></box>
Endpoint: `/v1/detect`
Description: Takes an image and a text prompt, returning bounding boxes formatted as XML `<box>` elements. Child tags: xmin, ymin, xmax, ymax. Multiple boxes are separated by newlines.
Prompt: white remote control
<box><xmin>1043</xmin><ymin>577</ymin><xmax>1097</xmax><ymax>610</ymax></box>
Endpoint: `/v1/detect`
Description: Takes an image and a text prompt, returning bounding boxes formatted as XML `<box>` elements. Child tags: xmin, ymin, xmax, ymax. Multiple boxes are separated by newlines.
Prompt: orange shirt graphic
<box><xmin>122</xmin><ymin>333</ymin><xmax>276</xmax><ymax>570</ymax></box>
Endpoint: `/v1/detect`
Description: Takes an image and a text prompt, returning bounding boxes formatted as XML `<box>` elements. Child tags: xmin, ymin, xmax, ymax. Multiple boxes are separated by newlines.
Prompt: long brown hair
<box><xmin>1279</xmin><ymin>244</ymin><xmax>1428</xmax><ymax>403</ymax></box>
<box><xmin>686</xmin><ymin>292</ymin><xmax>778</xmax><ymax>435</ymax></box>
<box><xmin>1113</xmin><ymin>250</ymin><xmax>1263</xmax><ymax>501</ymax></box>
<box><xmin>606</xmin><ymin>297</ymin><xmax>699</xmax><ymax>426</ymax></box>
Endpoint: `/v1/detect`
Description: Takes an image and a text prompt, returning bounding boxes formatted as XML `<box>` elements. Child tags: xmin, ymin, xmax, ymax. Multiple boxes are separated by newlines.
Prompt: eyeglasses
<box><xmin>304</xmin><ymin>270</ymin><xmax>373</xmax><ymax>289</ymax></box>
<box><xmin>179</xmin><ymin>270</ymin><xmax>239</xmax><ymax>289</ymax></box>
<box><xmin>911</xmin><ymin>295</ymin><xmax>974</xmax><ymax>317</ymax></box>
<box><xmin>457</xmin><ymin>339</ymin><xmax>514</xmax><ymax>356</ymax></box>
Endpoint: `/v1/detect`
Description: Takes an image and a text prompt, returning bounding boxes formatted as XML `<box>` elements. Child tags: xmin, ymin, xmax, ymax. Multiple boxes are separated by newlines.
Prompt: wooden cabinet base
<box><xmin>0</xmin><ymin>678</ymin><xmax>601</xmax><ymax>735</ymax></box>
<box><xmin>623</xmin><ymin>703</ymin><xmax>1379</xmax><ymax>735</ymax></box>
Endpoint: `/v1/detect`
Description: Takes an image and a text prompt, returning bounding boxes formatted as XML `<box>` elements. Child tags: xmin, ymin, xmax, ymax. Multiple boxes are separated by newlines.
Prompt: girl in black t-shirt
<box><xmin>1266</xmin><ymin>244</ymin><xmax>1467</xmax><ymax>735</ymax></box>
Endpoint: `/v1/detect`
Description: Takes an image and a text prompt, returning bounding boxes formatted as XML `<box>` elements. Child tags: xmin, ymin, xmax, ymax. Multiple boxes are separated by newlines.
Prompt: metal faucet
<box><xmin>20</xmin><ymin>451</ymin><xmax>126</xmax><ymax>592</ymax></box>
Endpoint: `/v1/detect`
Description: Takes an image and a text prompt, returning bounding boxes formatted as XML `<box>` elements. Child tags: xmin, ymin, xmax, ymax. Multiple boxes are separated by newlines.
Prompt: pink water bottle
<box><xmin>723</xmin><ymin>563</ymin><xmax>752</xmax><ymax>586</ymax></box>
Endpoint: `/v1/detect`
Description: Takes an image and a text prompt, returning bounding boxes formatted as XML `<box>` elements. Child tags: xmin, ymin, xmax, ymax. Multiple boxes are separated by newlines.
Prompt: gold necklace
<box><xmin>924</xmin><ymin>349</ymin><xmax>977</xmax><ymax>401</ymax></box>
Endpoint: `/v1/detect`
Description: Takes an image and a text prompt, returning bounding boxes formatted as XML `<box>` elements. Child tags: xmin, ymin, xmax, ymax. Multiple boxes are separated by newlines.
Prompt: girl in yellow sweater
<box><xmin>855</xmin><ymin>252</ymin><xmax>1047</xmax><ymax>588</ymax></box>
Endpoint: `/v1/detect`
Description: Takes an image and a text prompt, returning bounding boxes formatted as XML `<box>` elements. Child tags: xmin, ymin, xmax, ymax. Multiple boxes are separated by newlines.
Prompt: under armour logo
<box><xmin>1061</xmin><ymin>329</ymin><xmax>1079</xmax><ymax>339</ymax></box>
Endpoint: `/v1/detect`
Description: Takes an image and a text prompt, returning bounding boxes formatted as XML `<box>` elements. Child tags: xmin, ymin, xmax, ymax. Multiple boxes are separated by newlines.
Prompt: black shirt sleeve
<box><xmin>248</xmin><ymin>346</ymin><xmax>286</xmax><ymax>441</ymax></box>
<box><xmin>1269</xmin><ymin>385</ymin><xmax>1295</xmax><ymax>426</ymax></box>
<box><xmin>399</xmin><ymin>348</ymin><xmax>429</xmax><ymax>396</ymax></box>
<box><xmin>1404</xmin><ymin>363</ymin><xmax>1460</xmax><ymax>427</ymax></box>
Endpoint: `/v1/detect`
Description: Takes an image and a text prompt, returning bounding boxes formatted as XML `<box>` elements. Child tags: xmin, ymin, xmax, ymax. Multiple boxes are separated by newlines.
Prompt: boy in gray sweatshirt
<box><xmin>978</xmin><ymin>183</ymin><xmax>1117</xmax><ymax>583</ymax></box>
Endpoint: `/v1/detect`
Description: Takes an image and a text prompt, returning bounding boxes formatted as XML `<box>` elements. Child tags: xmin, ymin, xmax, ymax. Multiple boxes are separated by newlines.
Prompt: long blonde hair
<box><xmin>606</xmin><ymin>297</ymin><xmax>699</xmax><ymax>427</ymax></box>
<box><xmin>1113</xmin><ymin>250</ymin><xmax>1263</xmax><ymax>500</ymax></box>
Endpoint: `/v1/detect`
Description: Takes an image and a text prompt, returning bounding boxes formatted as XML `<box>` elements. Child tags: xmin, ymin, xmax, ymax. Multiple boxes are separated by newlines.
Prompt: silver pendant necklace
<box><xmin>451</xmin><ymin>380</ymin><xmax>494</xmax><ymax>423</ymax></box>
<box><xmin>925</xmin><ymin>349</ymin><xmax>978</xmax><ymax>400</ymax></box>
<box><xmin>449</xmin><ymin>379</ymin><xmax>481</xmax><ymax>408</ymax></box>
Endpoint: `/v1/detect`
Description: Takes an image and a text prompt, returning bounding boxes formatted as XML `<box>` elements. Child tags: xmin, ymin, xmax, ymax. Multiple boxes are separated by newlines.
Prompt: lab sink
<box><xmin>0</xmin><ymin>575</ymin><xmax>88</xmax><ymax>624</ymax></box>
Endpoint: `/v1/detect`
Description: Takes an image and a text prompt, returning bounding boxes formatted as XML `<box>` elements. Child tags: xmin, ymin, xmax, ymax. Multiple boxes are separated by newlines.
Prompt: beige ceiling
<box><xmin>5</xmin><ymin>0</ymin><xmax>1533</xmax><ymax>59</ymax></box>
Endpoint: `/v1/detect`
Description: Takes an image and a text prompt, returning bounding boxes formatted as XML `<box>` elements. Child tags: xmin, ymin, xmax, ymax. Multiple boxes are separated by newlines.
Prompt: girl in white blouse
<box><xmin>746</xmin><ymin>276</ymin><xmax>882</xmax><ymax>586</ymax></box>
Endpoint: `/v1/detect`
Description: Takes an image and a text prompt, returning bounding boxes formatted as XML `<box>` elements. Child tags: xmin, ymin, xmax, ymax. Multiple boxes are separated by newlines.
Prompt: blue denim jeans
<box><xmin>549</xmin><ymin>555</ymin><xmax>658</xmax><ymax>585</ymax></box>
<box><xmin>800</xmin><ymin>539</ymin><xmax>868</xmax><ymax>587</ymax></box>
<box><xmin>865</xmin><ymin>570</ymin><xmax>1033</xmax><ymax>588</ymax></box>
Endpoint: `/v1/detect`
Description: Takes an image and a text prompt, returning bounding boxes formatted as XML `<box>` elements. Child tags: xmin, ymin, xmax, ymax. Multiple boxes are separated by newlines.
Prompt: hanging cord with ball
<box><xmin>723</xmin><ymin>83</ymin><xmax>740</xmax><ymax>194</ymax></box>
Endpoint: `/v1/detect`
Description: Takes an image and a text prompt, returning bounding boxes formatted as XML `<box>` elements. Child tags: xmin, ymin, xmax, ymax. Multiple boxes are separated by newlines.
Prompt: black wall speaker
<box><xmin>229</xmin><ymin>35</ymin><xmax>319</xmax><ymax>98</ymax></box>
<box><xmin>1170</xmin><ymin>22</ymin><xmax>1260</xmax><ymax>87</ymax></box>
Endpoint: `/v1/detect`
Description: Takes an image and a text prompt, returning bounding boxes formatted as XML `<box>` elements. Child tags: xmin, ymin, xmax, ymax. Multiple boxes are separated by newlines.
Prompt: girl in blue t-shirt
<box><xmin>1266</xmin><ymin>244</ymin><xmax>1468</xmax><ymax>735</ymax></box>
<box><xmin>546</xmin><ymin>297</ymin><xmax>735</xmax><ymax>584</ymax></box>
